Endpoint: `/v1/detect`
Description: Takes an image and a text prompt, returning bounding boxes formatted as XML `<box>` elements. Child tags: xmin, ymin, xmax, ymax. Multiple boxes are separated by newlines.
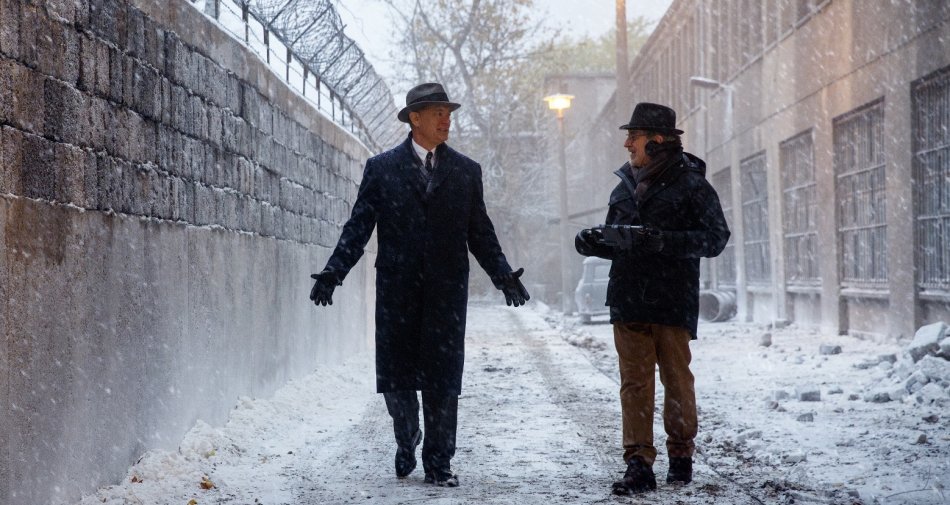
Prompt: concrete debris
<box><xmin>783</xmin><ymin>450</ymin><xmax>807</xmax><ymax>464</ymax></box>
<box><xmin>796</xmin><ymin>386</ymin><xmax>821</xmax><ymax>402</ymax></box>
<box><xmin>907</xmin><ymin>322</ymin><xmax>947</xmax><ymax>363</ymax></box>
<box><xmin>855</xmin><ymin>359</ymin><xmax>879</xmax><ymax>370</ymax></box>
<box><xmin>904</xmin><ymin>370</ymin><xmax>929</xmax><ymax>394</ymax></box>
<box><xmin>940</xmin><ymin>338</ymin><xmax>950</xmax><ymax>358</ymax></box>
<box><xmin>797</xmin><ymin>413</ymin><xmax>815</xmax><ymax>422</ymax></box>
<box><xmin>760</xmin><ymin>332</ymin><xmax>773</xmax><ymax>347</ymax></box>
<box><xmin>772</xmin><ymin>390</ymin><xmax>790</xmax><ymax>401</ymax></box>
<box><xmin>819</xmin><ymin>344</ymin><xmax>842</xmax><ymax>355</ymax></box>
<box><xmin>916</xmin><ymin>355</ymin><xmax>950</xmax><ymax>384</ymax></box>
<box><xmin>914</xmin><ymin>433</ymin><xmax>928</xmax><ymax>445</ymax></box>
<box><xmin>914</xmin><ymin>383</ymin><xmax>949</xmax><ymax>406</ymax></box>
<box><xmin>861</xmin><ymin>322</ymin><xmax>950</xmax><ymax>404</ymax></box>
<box><xmin>736</xmin><ymin>429</ymin><xmax>763</xmax><ymax>443</ymax></box>
<box><xmin>878</xmin><ymin>354</ymin><xmax>897</xmax><ymax>364</ymax></box>
<box><xmin>771</xmin><ymin>319</ymin><xmax>790</xmax><ymax>329</ymax></box>
<box><xmin>887</xmin><ymin>384</ymin><xmax>908</xmax><ymax>402</ymax></box>
<box><xmin>922</xmin><ymin>414</ymin><xmax>939</xmax><ymax>423</ymax></box>
<box><xmin>863</xmin><ymin>390</ymin><xmax>891</xmax><ymax>403</ymax></box>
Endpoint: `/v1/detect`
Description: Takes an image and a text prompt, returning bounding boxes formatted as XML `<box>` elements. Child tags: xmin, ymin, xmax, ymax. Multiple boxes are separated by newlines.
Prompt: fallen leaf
<box><xmin>187</xmin><ymin>500</ymin><xmax>197</xmax><ymax>505</ymax></box>
<box><xmin>131</xmin><ymin>475</ymin><xmax>142</xmax><ymax>483</ymax></box>
<box><xmin>200</xmin><ymin>476</ymin><xmax>216</xmax><ymax>490</ymax></box>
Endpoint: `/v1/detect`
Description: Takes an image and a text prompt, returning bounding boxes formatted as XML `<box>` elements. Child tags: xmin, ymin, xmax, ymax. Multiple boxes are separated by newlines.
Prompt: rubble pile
<box><xmin>859</xmin><ymin>322</ymin><xmax>950</xmax><ymax>405</ymax></box>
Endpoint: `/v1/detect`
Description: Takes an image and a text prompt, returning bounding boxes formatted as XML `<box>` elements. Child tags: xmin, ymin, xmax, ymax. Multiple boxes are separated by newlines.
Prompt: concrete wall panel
<box><xmin>0</xmin><ymin>0</ymin><xmax>376</xmax><ymax>503</ymax></box>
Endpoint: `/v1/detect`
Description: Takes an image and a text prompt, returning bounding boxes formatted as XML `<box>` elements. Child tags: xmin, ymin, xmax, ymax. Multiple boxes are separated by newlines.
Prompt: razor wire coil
<box><xmin>190</xmin><ymin>0</ymin><xmax>402</xmax><ymax>153</ymax></box>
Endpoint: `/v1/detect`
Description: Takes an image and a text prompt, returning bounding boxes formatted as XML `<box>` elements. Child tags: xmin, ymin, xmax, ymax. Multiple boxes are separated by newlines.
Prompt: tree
<box><xmin>380</xmin><ymin>0</ymin><xmax>653</xmax><ymax>299</ymax></box>
<box><xmin>542</xmin><ymin>16</ymin><xmax>653</xmax><ymax>75</ymax></box>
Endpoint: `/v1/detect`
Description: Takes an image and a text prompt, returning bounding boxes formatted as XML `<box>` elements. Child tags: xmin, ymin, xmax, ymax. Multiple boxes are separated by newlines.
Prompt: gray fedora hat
<box><xmin>397</xmin><ymin>82</ymin><xmax>461</xmax><ymax>123</ymax></box>
<box><xmin>619</xmin><ymin>102</ymin><xmax>684</xmax><ymax>135</ymax></box>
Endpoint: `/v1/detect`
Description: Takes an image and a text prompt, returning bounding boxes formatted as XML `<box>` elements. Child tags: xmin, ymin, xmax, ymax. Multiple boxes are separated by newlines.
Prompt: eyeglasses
<box><xmin>625</xmin><ymin>132</ymin><xmax>650</xmax><ymax>141</ymax></box>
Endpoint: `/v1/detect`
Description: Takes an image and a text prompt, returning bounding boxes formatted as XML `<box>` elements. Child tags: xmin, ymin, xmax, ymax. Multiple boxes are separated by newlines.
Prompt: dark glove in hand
<box><xmin>577</xmin><ymin>228</ymin><xmax>600</xmax><ymax>246</ymax></box>
<box><xmin>618</xmin><ymin>226</ymin><xmax>664</xmax><ymax>253</ymax></box>
<box><xmin>498</xmin><ymin>268</ymin><xmax>530</xmax><ymax>307</ymax></box>
<box><xmin>310</xmin><ymin>271</ymin><xmax>342</xmax><ymax>306</ymax></box>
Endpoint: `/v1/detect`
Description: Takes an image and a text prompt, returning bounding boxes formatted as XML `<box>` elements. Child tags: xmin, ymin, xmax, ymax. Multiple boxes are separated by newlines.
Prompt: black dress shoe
<box><xmin>395</xmin><ymin>430</ymin><xmax>422</xmax><ymax>478</ymax></box>
<box><xmin>611</xmin><ymin>457</ymin><xmax>656</xmax><ymax>495</ymax></box>
<box><xmin>424</xmin><ymin>469</ymin><xmax>459</xmax><ymax>487</ymax></box>
<box><xmin>666</xmin><ymin>456</ymin><xmax>692</xmax><ymax>484</ymax></box>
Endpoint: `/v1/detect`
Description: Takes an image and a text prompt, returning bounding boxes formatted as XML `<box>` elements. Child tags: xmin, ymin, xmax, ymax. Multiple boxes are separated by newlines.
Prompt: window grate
<box><xmin>913</xmin><ymin>67</ymin><xmax>950</xmax><ymax>291</ymax></box>
<box><xmin>741</xmin><ymin>153</ymin><xmax>771</xmax><ymax>284</ymax></box>
<box><xmin>781</xmin><ymin>130</ymin><xmax>820</xmax><ymax>284</ymax></box>
<box><xmin>834</xmin><ymin>100</ymin><xmax>887</xmax><ymax>286</ymax></box>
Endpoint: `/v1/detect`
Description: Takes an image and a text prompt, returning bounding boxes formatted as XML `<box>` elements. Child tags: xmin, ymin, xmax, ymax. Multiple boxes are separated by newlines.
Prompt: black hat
<box><xmin>619</xmin><ymin>102</ymin><xmax>684</xmax><ymax>135</ymax></box>
<box><xmin>397</xmin><ymin>82</ymin><xmax>461</xmax><ymax>123</ymax></box>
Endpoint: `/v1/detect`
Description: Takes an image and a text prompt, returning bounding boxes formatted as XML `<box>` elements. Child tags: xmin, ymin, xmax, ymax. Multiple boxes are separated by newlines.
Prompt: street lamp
<box><xmin>543</xmin><ymin>93</ymin><xmax>574</xmax><ymax>315</ymax></box>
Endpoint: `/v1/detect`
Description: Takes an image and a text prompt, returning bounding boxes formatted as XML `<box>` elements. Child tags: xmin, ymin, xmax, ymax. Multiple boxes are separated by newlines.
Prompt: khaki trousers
<box><xmin>613</xmin><ymin>322</ymin><xmax>697</xmax><ymax>466</ymax></box>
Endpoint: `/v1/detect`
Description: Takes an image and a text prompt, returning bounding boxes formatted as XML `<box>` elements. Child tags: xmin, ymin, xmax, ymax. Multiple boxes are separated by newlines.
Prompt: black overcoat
<box><xmin>576</xmin><ymin>152</ymin><xmax>730</xmax><ymax>338</ymax></box>
<box><xmin>324</xmin><ymin>134</ymin><xmax>512</xmax><ymax>395</ymax></box>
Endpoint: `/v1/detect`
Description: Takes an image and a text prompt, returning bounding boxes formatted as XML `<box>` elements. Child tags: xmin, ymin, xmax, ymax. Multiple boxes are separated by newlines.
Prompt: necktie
<box><xmin>423</xmin><ymin>151</ymin><xmax>433</xmax><ymax>180</ymax></box>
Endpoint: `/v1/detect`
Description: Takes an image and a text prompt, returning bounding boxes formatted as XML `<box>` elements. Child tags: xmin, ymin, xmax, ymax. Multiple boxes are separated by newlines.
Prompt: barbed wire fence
<box><xmin>191</xmin><ymin>0</ymin><xmax>402</xmax><ymax>152</ymax></box>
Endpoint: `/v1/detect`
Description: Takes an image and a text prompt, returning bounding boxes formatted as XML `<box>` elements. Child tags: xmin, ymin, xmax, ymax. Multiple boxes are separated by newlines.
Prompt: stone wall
<box><xmin>0</xmin><ymin>0</ymin><xmax>376</xmax><ymax>503</ymax></box>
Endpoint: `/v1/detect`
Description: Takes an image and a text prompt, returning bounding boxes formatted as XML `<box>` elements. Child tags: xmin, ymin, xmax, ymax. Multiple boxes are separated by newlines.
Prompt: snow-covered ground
<box><xmin>75</xmin><ymin>304</ymin><xmax>949</xmax><ymax>505</ymax></box>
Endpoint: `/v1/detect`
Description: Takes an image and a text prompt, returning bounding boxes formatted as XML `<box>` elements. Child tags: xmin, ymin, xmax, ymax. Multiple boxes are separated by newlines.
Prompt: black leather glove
<box><xmin>496</xmin><ymin>268</ymin><xmax>530</xmax><ymax>307</ymax></box>
<box><xmin>576</xmin><ymin>228</ymin><xmax>600</xmax><ymax>247</ymax></box>
<box><xmin>616</xmin><ymin>226</ymin><xmax>664</xmax><ymax>253</ymax></box>
<box><xmin>310</xmin><ymin>270</ymin><xmax>342</xmax><ymax>306</ymax></box>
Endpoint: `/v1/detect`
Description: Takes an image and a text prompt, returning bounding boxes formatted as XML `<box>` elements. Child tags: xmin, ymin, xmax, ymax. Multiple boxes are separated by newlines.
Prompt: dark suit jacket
<box><xmin>323</xmin><ymin>134</ymin><xmax>512</xmax><ymax>394</ymax></box>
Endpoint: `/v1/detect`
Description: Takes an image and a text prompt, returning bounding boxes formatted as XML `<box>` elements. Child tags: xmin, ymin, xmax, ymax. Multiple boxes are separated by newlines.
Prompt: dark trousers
<box><xmin>383</xmin><ymin>390</ymin><xmax>458</xmax><ymax>473</ymax></box>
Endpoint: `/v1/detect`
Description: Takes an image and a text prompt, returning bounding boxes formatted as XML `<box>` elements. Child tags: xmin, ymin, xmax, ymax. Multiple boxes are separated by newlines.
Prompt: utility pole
<box><xmin>615</xmin><ymin>0</ymin><xmax>630</xmax><ymax>124</ymax></box>
<box><xmin>543</xmin><ymin>94</ymin><xmax>575</xmax><ymax>315</ymax></box>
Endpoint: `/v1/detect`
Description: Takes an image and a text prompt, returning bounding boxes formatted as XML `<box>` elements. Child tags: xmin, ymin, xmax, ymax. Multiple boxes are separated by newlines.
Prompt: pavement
<box><xmin>78</xmin><ymin>303</ymin><xmax>949</xmax><ymax>504</ymax></box>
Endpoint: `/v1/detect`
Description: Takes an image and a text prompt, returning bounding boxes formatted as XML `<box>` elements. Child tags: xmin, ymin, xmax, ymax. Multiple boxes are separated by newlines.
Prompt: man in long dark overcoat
<box><xmin>575</xmin><ymin>102</ymin><xmax>729</xmax><ymax>495</ymax></box>
<box><xmin>309</xmin><ymin>83</ymin><xmax>529</xmax><ymax>487</ymax></box>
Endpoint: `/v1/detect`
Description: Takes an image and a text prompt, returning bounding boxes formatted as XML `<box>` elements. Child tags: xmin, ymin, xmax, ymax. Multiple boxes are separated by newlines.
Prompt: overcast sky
<box><xmin>334</xmin><ymin>0</ymin><xmax>674</xmax><ymax>100</ymax></box>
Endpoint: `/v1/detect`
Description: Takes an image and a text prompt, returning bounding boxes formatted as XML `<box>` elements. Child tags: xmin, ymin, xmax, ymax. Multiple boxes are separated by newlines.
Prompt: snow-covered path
<box><xmin>291</xmin><ymin>304</ymin><xmax>621</xmax><ymax>504</ymax></box>
<box><xmin>77</xmin><ymin>304</ymin><xmax>948</xmax><ymax>504</ymax></box>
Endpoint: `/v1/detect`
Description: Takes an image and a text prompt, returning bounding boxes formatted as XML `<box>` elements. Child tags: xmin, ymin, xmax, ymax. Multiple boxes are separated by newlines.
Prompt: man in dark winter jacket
<box><xmin>575</xmin><ymin>102</ymin><xmax>730</xmax><ymax>495</ymax></box>
<box><xmin>309</xmin><ymin>83</ymin><xmax>529</xmax><ymax>488</ymax></box>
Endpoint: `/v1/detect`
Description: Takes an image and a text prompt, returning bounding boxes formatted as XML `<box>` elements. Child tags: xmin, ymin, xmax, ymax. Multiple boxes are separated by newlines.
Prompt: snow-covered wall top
<box><xmin>0</xmin><ymin>0</ymin><xmax>376</xmax><ymax>503</ymax></box>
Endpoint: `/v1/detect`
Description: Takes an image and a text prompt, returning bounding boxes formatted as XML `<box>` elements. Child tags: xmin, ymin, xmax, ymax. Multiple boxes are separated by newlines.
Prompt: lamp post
<box><xmin>543</xmin><ymin>93</ymin><xmax>574</xmax><ymax>314</ymax></box>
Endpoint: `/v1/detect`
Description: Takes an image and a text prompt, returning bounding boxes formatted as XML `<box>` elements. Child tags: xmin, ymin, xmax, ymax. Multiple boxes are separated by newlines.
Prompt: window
<box><xmin>913</xmin><ymin>67</ymin><xmax>950</xmax><ymax>292</ymax></box>
<box><xmin>834</xmin><ymin>100</ymin><xmax>887</xmax><ymax>286</ymax></box>
<box><xmin>742</xmin><ymin>153</ymin><xmax>771</xmax><ymax>284</ymax></box>
<box><xmin>713</xmin><ymin>168</ymin><xmax>736</xmax><ymax>286</ymax></box>
<box><xmin>781</xmin><ymin>130</ymin><xmax>819</xmax><ymax>285</ymax></box>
